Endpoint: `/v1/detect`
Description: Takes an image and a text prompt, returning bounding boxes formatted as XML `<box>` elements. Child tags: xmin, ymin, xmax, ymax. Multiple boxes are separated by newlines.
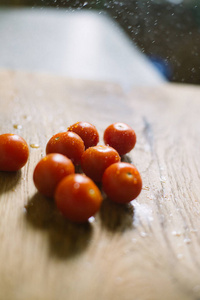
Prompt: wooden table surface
<box><xmin>0</xmin><ymin>70</ymin><xmax>200</xmax><ymax>300</ymax></box>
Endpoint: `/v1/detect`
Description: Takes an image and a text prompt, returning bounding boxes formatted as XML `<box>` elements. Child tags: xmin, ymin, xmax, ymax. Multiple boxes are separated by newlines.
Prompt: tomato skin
<box><xmin>55</xmin><ymin>174</ymin><xmax>103</xmax><ymax>223</ymax></box>
<box><xmin>103</xmin><ymin>123</ymin><xmax>136</xmax><ymax>156</ymax></box>
<box><xmin>0</xmin><ymin>133</ymin><xmax>29</xmax><ymax>171</ymax></box>
<box><xmin>33</xmin><ymin>153</ymin><xmax>75</xmax><ymax>198</ymax></box>
<box><xmin>81</xmin><ymin>145</ymin><xmax>121</xmax><ymax>182</ymax></box>
<box><xmin>46</xmin><ymin>131</ymin><xmax>85</xmax><ymax>165</ymax></box>
<box><xmin>102</xmin><ymin>162</ymin><xmax>142</xmax><ymax>203</ymax></box>
<box><xmin>68</xmin><ymin>121</ymin><xmax>99</xmax><ymax>149</ymax></box>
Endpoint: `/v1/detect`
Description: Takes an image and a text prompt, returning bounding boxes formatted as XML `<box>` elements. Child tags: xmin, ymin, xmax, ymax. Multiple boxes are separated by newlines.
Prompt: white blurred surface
<box><xmin>0</xmin><ymin>7</ymin><xmax>165</xmax><ymax>88</ymax></box>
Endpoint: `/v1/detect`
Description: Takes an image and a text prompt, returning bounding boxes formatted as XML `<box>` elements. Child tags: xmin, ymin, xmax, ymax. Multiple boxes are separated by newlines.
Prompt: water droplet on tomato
<box><xmin>88</xmin><ymin>216</ymin><xmax>95</xmax><ymax>223</ymax></box>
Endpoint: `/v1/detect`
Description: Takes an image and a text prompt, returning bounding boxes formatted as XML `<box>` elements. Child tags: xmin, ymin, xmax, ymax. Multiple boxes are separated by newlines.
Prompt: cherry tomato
<box><xmin>0</xmin><ymin>133</ymin><xmax>29</xmax><ymax>171</ymax></box>
<box><xmin>33</xmin><ymin>153</ymin><xmax>75</xmax><ymax>198</ymax></box>
<box><xmin>81</xmin><ymin>145</ymin><xmax>120</xmax><ymax>182</ymax></box>
<box><xmin>103</xmin><ymin>122</ymin><xmax>136</xmax><ymax>156</ymax></box>
<box><xmin>55</xmin><ymin>174</ymin><xmax>103</xmax><ymax>223</ymax></box>
<box><xmin>68</xmin><ymin>121</ymin><xmax>99</xmax><ymax>149</ymax></box>
<box><xmin>102</xmin><ymin>162</ymin><xmax>142</xmax><ymax>203</ymax></box>
<box><xmin>46</xmin><ymin>131</ymin><xmax>85</xmax><ymax>165</ymax></box>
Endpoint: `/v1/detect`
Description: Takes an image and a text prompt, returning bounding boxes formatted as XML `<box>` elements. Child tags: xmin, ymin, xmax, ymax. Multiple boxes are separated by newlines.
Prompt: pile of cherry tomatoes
<box><xmin>0</xmin><ymin>122</ymin><xmax>142</xmax><ymax>223</ymax></box>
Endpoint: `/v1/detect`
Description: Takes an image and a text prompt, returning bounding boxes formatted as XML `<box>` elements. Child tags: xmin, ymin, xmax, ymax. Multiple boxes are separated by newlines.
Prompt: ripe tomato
<box><xmin>103</xmin><ymin>122</ymin><xmax>136</xmax><ymax>156</ymax></box>
<box><xmin>0</xmin><ymin>133</ymin><xmax>29</xmax><ymax>171</ymax></box>
<box><xmin>68</xmin><ymin>121</ymin><xmax>99</xmax><ymax>149</ymax></box>
<box><xmin>81</xmin><ymin>145</ymin><xmax>120</xmax><ymax>182</ymax></box>
<box><xmin>55</xmin><ymin>174</ymin><xmax>103</xmax><ymax>223</ymax></box>
<box><xmin>33</xmin><ymin>153</ymin><xmax>75</xmax><ymax>198</ymax></box>
<box><xmin>46</xmin><ymin>131</ymin><xmax>85</xmax><ymax>165</ymax></box>
<box><xmin>102</xmin><ymin>162</ymin><xmax>142</xmax><ymax>203</ymax></box>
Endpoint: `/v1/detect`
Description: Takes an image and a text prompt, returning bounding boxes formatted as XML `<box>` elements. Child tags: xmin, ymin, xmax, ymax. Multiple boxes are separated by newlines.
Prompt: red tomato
<box><xmin>103</xmin><ymin>122</ymin><xmax>136</xmax><ymax>156</ymax></box>
<box><xmin>68</xmin><ymin>121</ymin><xmax>99</xmax><ymax>149</ymax></box>
<box><xmin>55</xmin><ymin>174</ymin><xmax>103</xmax><ymax>223</ymax></box>
<box><xmin>81</xmin><ymin>145</ymin><xmax>120</xmax><ymax>182</ymax></box>
<box><xmin>46</xmin><ymin>131</ymin><xmax>85</xmax><ymax>165</ymax></box>
<box><xmin>0</xmin><ymin>133</ymin><xmax>29</xmax><ymax>171</ymax></box>
<box><xmin>102</xmin><ymin>162</ymin><xmax>142</xmax><ymax>203</ymax></box>
<box><xmin>33</xmin><ymin>153</ymin><xmax>75</xmax><ymax>198</ymax></box>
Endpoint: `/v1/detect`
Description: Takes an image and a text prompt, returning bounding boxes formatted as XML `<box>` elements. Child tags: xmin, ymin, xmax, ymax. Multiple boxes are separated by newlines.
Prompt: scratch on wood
<box><xmin>143</xmin><ymin>116</ymin><xmax>154</xmax><ymax>154</ymax></box>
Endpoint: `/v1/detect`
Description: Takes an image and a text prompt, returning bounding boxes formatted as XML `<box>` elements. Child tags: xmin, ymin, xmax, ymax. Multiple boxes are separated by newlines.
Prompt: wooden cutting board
<box><xmin>0</xmin><ymin>70</ymin><xmax>200</xmax><ymax>300</ymax></box>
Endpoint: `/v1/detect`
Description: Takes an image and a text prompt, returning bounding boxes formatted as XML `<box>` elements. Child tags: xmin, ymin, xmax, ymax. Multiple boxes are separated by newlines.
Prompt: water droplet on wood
<box><xmin>30</xmin><ymin>143</ymin><xmax>40</xmax><ymax>149</ymax></box>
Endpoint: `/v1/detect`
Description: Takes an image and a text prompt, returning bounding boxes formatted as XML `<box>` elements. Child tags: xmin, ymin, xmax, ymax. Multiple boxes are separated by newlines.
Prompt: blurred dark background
<box><xmin>1</xmin><ymin>0</ymin><xmax>200</xmax><ymax>84</ymax></box>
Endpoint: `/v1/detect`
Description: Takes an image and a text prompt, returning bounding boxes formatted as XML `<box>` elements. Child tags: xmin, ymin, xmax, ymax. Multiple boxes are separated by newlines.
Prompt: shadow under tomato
<box><xmin>25</xmin><ymin>192</ymin><xmax>93</xmax><ymax>259</ymax></box>
<box><xmin>0</xmin><ymin>170</ymin><xmax>22</xmax><ymax>195</ymax></box>
<box><xmin>99</xmin><ymin>196</ymin><xmax>135</xmax><ymax>232</ymax></box>
<box><xmin>121</xmin><ymin>154</ymin><xmax>132</xmax><ymax>164</ymax></box>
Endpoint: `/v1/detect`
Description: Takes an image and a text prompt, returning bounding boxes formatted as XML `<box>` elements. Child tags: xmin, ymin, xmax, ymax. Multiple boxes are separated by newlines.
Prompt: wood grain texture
<box><xmin>0</xmin><ymin>70</ymin><xmax>200</xmax><ymax>300</ymax></box>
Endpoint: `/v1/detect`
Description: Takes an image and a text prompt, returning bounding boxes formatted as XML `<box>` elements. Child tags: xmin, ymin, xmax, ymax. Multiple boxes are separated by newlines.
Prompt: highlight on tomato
<box><xmin>0</xmin><ymin>133</ymin><xmax>29</xmax><ymax>171</ymax></box>
<box><xmin>33</xmin><ymin>153</ymin><xmax>75</xmax><ymax>198</ymax></box>
<box><xmin>46</xmin><ymin>131</ymin><xmax>85</xmax><ymax>165</ymax></box>
<box><xmin>68</xmin><ymin>121</ymin><xmax>99</xmax><ymax>149</ymax></box>
<box><xmin>103</xmin><ymin>122</ymin><xmax>136</xmax><ymax>156</ymax></box>
<box><xmin>81</xmin><ymin>145</ymin><xmax>120</xmax><ymax>182</ymax></box>
<box><xmin>55</xmin><ymin>174</ymin><xmax>103</xmax><ymax>223</ymax></box>
<box><xmin>102</xmin><ymin>162</ymin><xmax>142</xmax><ymax>204</ymax></box>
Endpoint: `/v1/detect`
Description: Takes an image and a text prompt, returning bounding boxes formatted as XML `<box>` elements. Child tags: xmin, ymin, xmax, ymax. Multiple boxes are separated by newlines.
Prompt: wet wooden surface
<box><xmin>0</xmin><ymin>70</ymin><xmax>200</xmax><ymax>300</ymax></box>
